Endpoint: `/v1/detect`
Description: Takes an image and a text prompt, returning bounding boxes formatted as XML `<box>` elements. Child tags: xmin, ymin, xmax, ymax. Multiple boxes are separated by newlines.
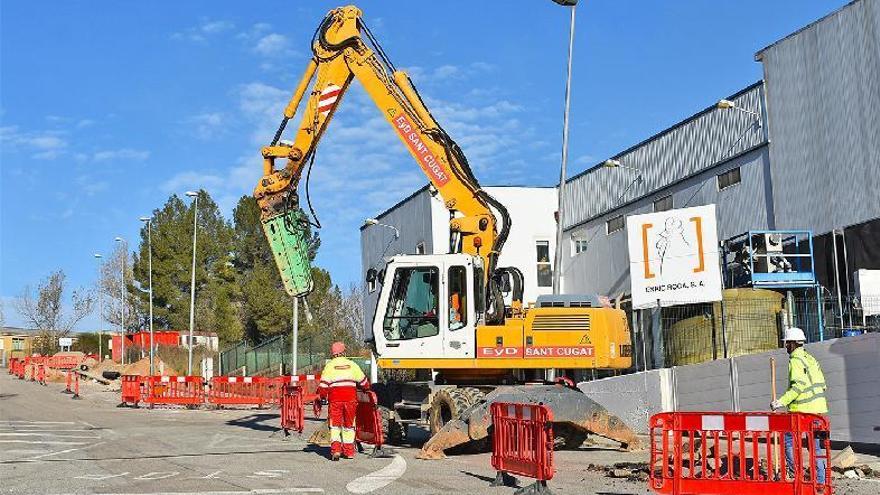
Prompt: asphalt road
<box><xmin>2</xmin><ymin>371</ymin><xmax>876</xmax><ymax>495</ymax></box>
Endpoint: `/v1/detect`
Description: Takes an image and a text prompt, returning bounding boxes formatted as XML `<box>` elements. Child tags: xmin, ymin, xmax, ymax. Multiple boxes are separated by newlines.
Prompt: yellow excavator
<box><xmin>255</xmin><ymin>5</ymin><xmax>637</xmax><ymax>456</ymax></box>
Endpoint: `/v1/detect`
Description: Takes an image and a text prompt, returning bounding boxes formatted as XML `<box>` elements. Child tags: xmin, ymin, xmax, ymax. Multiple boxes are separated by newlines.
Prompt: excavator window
<box><xmin>448</xmin><ymin>266</ymin><xmax>467</xmax><ymax>330</ymax></box>
<box><xmin>382</xmin><ymin>266</ymin><xmax>439</xmax><ymax>341</ymax></box>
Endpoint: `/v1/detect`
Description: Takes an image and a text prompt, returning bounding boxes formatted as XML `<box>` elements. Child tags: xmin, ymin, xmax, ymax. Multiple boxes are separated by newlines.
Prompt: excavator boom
<box><xmin>255</xmin><ymin>6</ymin><xmax>511</xmax><ymax>324</ymax></box>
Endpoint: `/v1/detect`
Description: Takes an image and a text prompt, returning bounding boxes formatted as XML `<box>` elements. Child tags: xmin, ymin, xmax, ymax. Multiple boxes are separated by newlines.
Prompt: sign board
<box><xmin>59</xmin><ymin>337</ymin><xmax>73</xmax><ymax>347</ymax></box>
<box><xmin>854</xmin><ymin>269</ymin><xmax>880</xmax><ymax>316</ymax></box>
<box><xmin>627</xmin><ymin>204</ymin><xmax>722</xmax><ymax>309</ymax></box>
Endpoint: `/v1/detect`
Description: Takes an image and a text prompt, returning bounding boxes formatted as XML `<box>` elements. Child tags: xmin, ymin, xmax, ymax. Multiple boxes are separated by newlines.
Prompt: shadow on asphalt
<box><xmin>303</xmin><ymin>444</ymin><xmax>332</xmax><ymax>460</ymax></box>
<box><xmin>225</xmin><ymin>413</ymin><xmax>280</xmax><ymax>432</ymax></box>
<box><xmin>461</xmin><ymin>471</ymin><xmax>501</xmax><ymax>484</ymax></box>
<box><xmin>0</xmin><ymin>394</ymin><xmax>17</xmax><ymax>399</ymax></box>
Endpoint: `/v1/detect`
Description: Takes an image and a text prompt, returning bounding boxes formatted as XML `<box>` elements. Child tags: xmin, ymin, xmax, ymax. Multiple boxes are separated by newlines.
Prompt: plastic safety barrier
<box><xmin>62</xmin><ymin>370</ymin><xmax>80</xmax><ymax>399</ymax></box>
<box><xmin>35</xmin><ymin>364</ymin><xmax>46</xmax><ymax>386</ymax></box>
<box><xmin>47</xmin><ymin>355</ymin><xmax>81</xmax><ymax>370</ymax></box>
<box><xmin>355</xmin><ymin>389</ymin><xmax>388</xmax><ymax>457</ymax></box>
<box><xmin>208</xmin><ymin>376</ymin><xmax>270</xmax><ymax>407</ymax></box>
<box><xmin>280</xmin><ymin>383</ymin><xmax>305</xmax><ymax>434</ymax></box>
<box><xmin>649</xmin><ymin>412</ymin><xmax>832</xmax><ymax>495</ymax></box>
<box><xmin>490</xmin><ymin>402</ymin><xmax>555</xmax><ymax>494</ymax></box>
<box><xmin>12</xmin><ymin>359</ymin><xmax>25</xmax><ymax>379</ymax></box>
<box><xmin>7</xmin><ymin>358</ymin><xmax>18</xmax><ymax>375</ymax></box>
<box><xmin>119</xmin><ymin>375</ymin><xmax>143</xmax><ymax>407</ymax></box>
<box><xmin>274</xmin><ymin>374</ymin><xmax>322</xmax><ymax>417</ymax></box>
<box><xmin>144</xmin><ymin>376</ymin><xmax>205</xmax><ymax>407</ymax></box>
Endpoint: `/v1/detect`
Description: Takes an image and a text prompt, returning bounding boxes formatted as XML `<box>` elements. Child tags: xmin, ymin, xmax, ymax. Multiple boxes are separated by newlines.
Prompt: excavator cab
<box><xmin>374</xmin><ymin>254</ymin><xmax>481</xmax><ymax>362</ymax></box>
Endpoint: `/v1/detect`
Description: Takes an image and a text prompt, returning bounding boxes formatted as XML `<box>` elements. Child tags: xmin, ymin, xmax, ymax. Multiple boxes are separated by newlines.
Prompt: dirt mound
<box><xmin>92</xmin><ymin>358</ymin><xmax>122</xmax><ymax>374</ymax></box>
<box><xmin>45</xmin><ymin>368</ymin><xmax>68</xmax><ymax>383</ymax></box>
<box><xmin>120</xmin><ymin>357</ymin><xmax>178</xmax><ymax>377</ymax></box>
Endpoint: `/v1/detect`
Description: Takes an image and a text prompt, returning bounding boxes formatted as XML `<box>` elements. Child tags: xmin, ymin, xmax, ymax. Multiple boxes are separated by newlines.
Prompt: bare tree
<box><xmin>15</xmin><ymin>270</ymin><xmax>93</xmax><ymax>354</ymax></box>
<box><xmin>98</xmin><ymin>244</ymin><xmax>143</xmax><ymax>332</ymax></box>
<box><xmin>340</xmin><ymin>283</ymin><xmax>367</xmax><ymax>350</ymax></box>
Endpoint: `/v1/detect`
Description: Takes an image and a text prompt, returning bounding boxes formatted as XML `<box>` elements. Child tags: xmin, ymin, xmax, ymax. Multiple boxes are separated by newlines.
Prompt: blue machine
<box><xmin>722</xmin><ymin>230</ymin><xmax>825</xmax><ymax>340</ymax></box>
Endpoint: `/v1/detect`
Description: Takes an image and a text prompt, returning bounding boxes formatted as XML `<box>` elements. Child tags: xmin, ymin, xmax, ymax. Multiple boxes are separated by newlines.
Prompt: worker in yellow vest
<box><xmin>319</xmin><ymin>342</ymin><xmax>369</xmax><ymax>460</ymax></box>
<box><xmin>771</xmin><ymin>327</ymin><xmax>827</xmax><ymax>484</ymax></box>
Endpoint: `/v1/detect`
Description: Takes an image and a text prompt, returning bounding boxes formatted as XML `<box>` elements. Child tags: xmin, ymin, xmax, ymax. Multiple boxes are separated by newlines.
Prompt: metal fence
<box><xmin>219</xmin><ymin>334</ymin><xmax>325</xmax><ymax>376</ymax></box>
<box><xmin>640</xmin><ymin>294</ymin><xmax>879</xmax><ymax>370</ymax></box>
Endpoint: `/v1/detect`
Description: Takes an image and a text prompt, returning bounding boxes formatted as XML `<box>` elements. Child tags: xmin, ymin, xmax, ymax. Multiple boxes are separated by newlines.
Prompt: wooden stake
<box><xmin>770</xmin><ymin>357</ymin><xmax>779</xmax><ymax>477</ymax></box>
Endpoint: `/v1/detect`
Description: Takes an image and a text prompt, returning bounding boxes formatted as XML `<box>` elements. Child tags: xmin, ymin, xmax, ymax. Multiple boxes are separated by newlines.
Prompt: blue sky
<box><xmin>1</xmin><ymin>0</ymin><xmax>844</xmax><ymax>329</ymax></box>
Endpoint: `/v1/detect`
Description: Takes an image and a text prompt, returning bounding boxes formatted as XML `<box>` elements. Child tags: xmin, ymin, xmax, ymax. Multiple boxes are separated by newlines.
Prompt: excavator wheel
<box><xmin>428</xmin><ymin>387</ymin><xmax>480</xmax><ymax>436</ymax></box>
<box><xmin>379</xmin><ymin>406</ymin><xmax>406</xmax><ymax>446</ymax></box>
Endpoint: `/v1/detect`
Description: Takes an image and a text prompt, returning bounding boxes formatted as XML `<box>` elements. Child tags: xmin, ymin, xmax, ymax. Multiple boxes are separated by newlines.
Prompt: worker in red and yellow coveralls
<box><xmin>319</xmin><ymin>342</ymin><xmax>368</xmax><ymax>460</ymax></box>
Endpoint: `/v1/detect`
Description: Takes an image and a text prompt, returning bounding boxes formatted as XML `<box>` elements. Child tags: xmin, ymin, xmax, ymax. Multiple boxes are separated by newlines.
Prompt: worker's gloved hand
<box><xmin>770</xmin><ymin>399</ymin><xmax>784</xmax><ymax>411</ymax></box>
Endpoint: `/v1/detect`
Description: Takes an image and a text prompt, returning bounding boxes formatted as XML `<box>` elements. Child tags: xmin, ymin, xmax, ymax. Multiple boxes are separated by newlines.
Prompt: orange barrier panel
<box><xmin>47</xmin><ymin>355</ymin><xmax>81</xmax><ymax>370</ymax></box>
<box><xmin>62</xmin><ymin>370</ymin><xmax>81</xmax><ymax>399</ymax></box>
<box><xmin>274</xmin><ymin>374</ymin><xmax>322</xmax><ymax>417</ymax></box>
<box><xmin>280</xmin><ymin>384</ymin><xmax>304</xmax><ymax>434</ymax></box>
<box><xmin>144</xmin><ymin>376</ymin><xmax>205</xmax><ymax>407</ymax></box>
<box><xmin>490</xmin><ymin>402</ymin><xmax>555</xmax><ymax>494</ymax></box>
<box><xmin>36</xmin><ymin>364</ymin><xmax>46</xmax><ymax>386</ymax></box>
<box><xmin>649</xmin><ymin>412</ymin><xmax>832</xmax><ymax>495</ymax></box>
<box><xmin>208</xmin><ymin>376</ymin><xmax>270</xmax><ymax>407</ymax></box>
<box><xmin>119</xmin><ymin>375</ymin><xmax>143</xmax><ymax>407</ymax></box>
<box><xmin>355</xmin><ymin>389</ymin><xmax>388</xmax><ymax>457</ymax></box>
<box><xmin>7</xmin><ymin>357</ymin><xmax>18</xmax><ymax>374</ymax></box>
<box><xmin>14</xmin><ymin>359</ymin><xmax>25</xmax><ymax>379</ymax></box>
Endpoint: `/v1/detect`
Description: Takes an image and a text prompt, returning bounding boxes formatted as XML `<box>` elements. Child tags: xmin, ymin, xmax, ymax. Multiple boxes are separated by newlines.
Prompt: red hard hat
<box><xmin>331</xmin><ymin>341</ymin><xmax>346</xmax><ymax>355</ymax></box>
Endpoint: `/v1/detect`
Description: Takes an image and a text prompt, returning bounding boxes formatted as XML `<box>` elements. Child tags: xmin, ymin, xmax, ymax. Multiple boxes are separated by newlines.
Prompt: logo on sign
<box><xmin>478</xmin><ymin>346</ymin><xmax>522</xmax><ymax>358</ymax></box>
<box><xmin>391</xmin><ymin>114</ymin><xmax>451</xmax><ymax>186</ymax></box>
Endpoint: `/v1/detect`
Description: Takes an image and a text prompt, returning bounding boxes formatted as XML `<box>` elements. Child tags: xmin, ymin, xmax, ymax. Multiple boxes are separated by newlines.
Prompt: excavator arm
<box><xmin>254</xmin><ymin>5</ymin><xmax>515</xmax><ymax>322</ymax></box>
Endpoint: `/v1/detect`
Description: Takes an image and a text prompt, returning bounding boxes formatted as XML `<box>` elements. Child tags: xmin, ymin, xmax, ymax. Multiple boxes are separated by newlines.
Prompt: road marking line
<box><xmin>23</xmin><ymin>442</ymin><xmax>105</xmax><ymax>461</ymax></box>
<box><xmin>0</xmin><ymin>440</ymin><xmax>89</xmax><ymax>445</ymax></box>
<box><xmin>192</xmin><ymin>470</ymin><xmax>223</xmax><ymax>479</ymax></box>
<box><xmin>247</xmin><ymin>469</ymin><xmax>289</xmax><ymax>479</ymax></box>
<box><xmin>1</xmin><ymin>421</ymin><xmax>77</xmax><ymax>424</ymax></box>
<box><xmin>0</xmin><ymin>429</ymin><xmax>99</xmax><ymax>432</ymax></box>
<box><xmin>0</xmin><ymin>433</ymin><xmax>101</xmax><ymax>438</ymax></box>
<box><xmin>50</xmin><ymin>489</ymin><xmax>324</xmax><ymax>494</ymax></box>
<box><xmin>135</xmin><ymin>471</ymin><xmax>180</xmax><ymax>480</ymax></box>
<box><xmin>75</xmin><ymin>472</ymin><xmax>130</xmax><ymax>480</ymax></box>
<box><xmin>345</xmin><ymin>454</ymin><xmax>407</xmax><ymax>494</ymax></box>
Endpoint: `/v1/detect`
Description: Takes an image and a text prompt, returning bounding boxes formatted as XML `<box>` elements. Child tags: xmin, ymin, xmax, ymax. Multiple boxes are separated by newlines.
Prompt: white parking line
<box><xmin>0</xmin><ymin>433</ymin><xmax>101</xmax><ymax>439</ymax></box>
<box><xmin>0</xmin><ymin>440</ymin><xmax>89</xmax><ymax>445</ymax></box>
<box><xmin>345</xmin><ymin>454</ymin><xmax>407</xmax><ymax>494</ymax></box>
<box><xmin>51</xmin><ymin>490</ymin><xmax>324</xmax><ymax>494</ymax></box>
<box><xmin>23</xmin><ymin>441</ymin><xmax>106</xmax><ymax>461</ymax></box>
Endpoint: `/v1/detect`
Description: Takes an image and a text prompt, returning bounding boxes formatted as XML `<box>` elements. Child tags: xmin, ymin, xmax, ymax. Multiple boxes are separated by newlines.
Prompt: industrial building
<box><xmin>361</xmin><ymin>0</ymin><xmax>879</xmax><ymax>366</ymax></box>
<box><xmin>359</xmin><ymin>0</ymin><xmax>880</xmax><ymax>444</ymax></box>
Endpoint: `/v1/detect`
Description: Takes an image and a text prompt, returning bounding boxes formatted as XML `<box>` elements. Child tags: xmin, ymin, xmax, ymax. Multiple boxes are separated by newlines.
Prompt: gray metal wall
<box><xmin>360</xmin><ymin>187</ymin><xmax>437</xmax><ymax>337</ymax></box>
<box><xmin>757</xmin><ymin>0</ymin><xmax>880</xmax><ymax>234</ymax></box>
<box><xmin>563</xmin><ymin>83</ymin><xmax>767</xmax><ymax>231</ymax></box>
<box><xmin>563</xmin><ymin>145</ymin><xmax>771</xmax><ymax>296</ymax></box>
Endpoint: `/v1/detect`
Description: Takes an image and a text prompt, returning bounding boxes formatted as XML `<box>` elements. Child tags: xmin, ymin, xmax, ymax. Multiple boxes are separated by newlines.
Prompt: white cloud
<box><xmin>92</xmin><ymin>148</ymin><xmax>150</xmax><ymax>162</ymax></box>
<box><xmin>172</xmin><ymin>19</ymin><xmax>235</xmax><ymax>43</ymax></box>
<box><xmin>253</xmin><ymin>33</ymin><xmax>290</xmax><ymax>56</ymax></box>
<box><xmin>1</xmin><ymin>125</ymin><xmax>68</xmax><ymax>159</ymax></box>
<box><xmin>188</xmin><ymin>112</ymin><xmax>227</xmax><ymax>140</ymax></box>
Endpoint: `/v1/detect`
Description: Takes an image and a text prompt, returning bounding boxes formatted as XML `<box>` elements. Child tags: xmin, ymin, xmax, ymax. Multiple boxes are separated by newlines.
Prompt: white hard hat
<box><xmin>783</xmin><ymin>327</ymin><xmax>806</xmax><ymax>342</ymax></box>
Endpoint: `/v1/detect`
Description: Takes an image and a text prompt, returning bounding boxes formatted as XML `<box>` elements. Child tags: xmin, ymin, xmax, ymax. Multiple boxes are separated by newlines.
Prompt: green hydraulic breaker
<box><xmin>261</xmin><ymin>209</ymin><xmax>314</xmax><ymax>297</ymax></box>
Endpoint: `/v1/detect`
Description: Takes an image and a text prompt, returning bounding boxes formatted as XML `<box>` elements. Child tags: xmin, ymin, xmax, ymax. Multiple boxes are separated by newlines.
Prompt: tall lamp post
<box><xmin>551</xmin><ymin>0</ymin><xmax>578</xmax><ymax>295</ymax></box>
<box><xmin>114</xmin><ymin>237</ymin><xmax>127</xmax><ymax>365</ymax></box>
<box><xmin>185</xmin><ymin>190</ymin><xmax>199</xmax><ymax>376</ymax></box>
<box><xmin>93</xmin><ymin>253</ymin><xmax>103</xmax><ymax>360</ymax></box>
<box><xmin>139</xmin><ymin>216</ymin><xmax>155</xmax><ymax>375</ymax></box>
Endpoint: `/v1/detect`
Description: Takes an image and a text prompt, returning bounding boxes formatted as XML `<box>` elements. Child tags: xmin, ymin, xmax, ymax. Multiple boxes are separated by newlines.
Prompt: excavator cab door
<box><xmin>374</xmin><ymin>254</ymin><xmax>478</xmax><ymax>362</ymax></box>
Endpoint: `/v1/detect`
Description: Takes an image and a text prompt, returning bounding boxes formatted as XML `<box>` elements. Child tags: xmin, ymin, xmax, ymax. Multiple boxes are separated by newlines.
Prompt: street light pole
<box><xmin>114</xmin><ymin>237</ymin><xmax>126</xmax><ymax>365</ymax></box>
<box><xmin>139</xmin><ymin>216</ymin><xmax>154</xmax><ymax>375</ymax></box>
<box><xmin>552</xmin><ymin>0</ymin><xmax>577</xmax><ymax>295</ymax></box>
<box><xmin>185</xmin><ymin>191</ymin><xmax>199</xmax><ymax>376</ymax></box>
<box><xmin>94</xmin><ymin>253</ymin><xmax>103</xmax><ymax>360</ymax></box>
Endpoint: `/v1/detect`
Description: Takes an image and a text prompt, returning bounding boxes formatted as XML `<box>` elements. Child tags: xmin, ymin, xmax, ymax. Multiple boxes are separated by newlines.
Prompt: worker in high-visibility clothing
<box><xmin>319</xmin><ymin>341</ymin><xmax>369</xmax><ymax>460</ymax></box>
<box><xmin>771</xmin><ymin>327</ymin><xmax>828</xmax><ymax>484</ymax></box>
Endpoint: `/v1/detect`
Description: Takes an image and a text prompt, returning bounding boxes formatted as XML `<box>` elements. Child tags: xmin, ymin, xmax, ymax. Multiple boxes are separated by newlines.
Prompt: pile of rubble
<box><xmin>586</xmin><ymin>462</ymin><xmax>650</xmax><ymax>482</ymax></box>
<box><xmin>831</xmin><ymin>446</ymin><xmax>880</xmax><ymax>480</ymax></box>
